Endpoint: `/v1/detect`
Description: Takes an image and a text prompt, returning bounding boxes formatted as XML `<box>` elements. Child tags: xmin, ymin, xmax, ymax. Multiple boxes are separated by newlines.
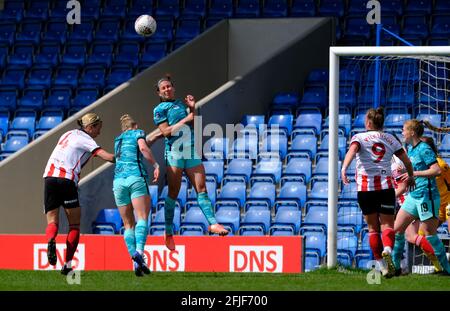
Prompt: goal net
<box><xmin>327</xmin><ymin>46</ymin><xmax>450</xmax><ymax>272</ymax></box>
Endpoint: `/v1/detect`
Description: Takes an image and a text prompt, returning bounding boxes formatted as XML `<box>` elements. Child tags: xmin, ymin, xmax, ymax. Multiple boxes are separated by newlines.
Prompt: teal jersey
<box><xmin>153</xmin><ymin>99</ymin><xmax>194</xmax><ymax>152</ymax></box>
<box><xmin>114</xmin><ymin>129</ymin><xmax>148</xmax><ymax>181</ymax></box>
<box><xmin>407</xmin><ymin>141</ymin><xmax>439</xmax><ymax>199</ymax></box>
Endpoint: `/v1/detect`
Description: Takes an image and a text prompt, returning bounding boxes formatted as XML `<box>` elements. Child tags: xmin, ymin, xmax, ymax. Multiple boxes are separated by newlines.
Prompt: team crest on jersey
<box><xmin>155</xmin><ymin>112</ymin><xmax>161</xmax><ymax>119</ymax></box>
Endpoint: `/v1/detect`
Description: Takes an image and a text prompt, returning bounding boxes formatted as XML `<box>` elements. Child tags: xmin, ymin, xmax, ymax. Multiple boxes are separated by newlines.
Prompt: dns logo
<box><xmin>143</xmin><ymin>245</ymin><xmax>185</xmax><ymax>272</ymax></box>
<box><xmin>229</xmin><ymin>246</ymin><xmax>283</xmax><ymax>273</ymax></box>
<box><xmin>33</xmin><ymin>243</ymin><xmax>85</xmax><ymax>271</ymax></box>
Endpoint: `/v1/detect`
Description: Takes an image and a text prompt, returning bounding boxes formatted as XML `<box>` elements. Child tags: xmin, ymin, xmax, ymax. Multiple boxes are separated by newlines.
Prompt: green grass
<box><xmin>0</xmin><ymin>268</ymin><xmax>449</xmax><ymax>291</ymax></box>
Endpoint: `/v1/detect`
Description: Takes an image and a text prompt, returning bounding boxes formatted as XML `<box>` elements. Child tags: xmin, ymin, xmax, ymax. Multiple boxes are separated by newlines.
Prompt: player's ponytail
<box><xmin>422</xmin><ymin>120</ymin><xmax>450</xmax><ymax>133</ymax></box>
<box><xmin>366</xmin><ymin>107</ymin><xmax>385</xmax><ymax>130</ymax></box>
<box><xmin>420</xmin><ymin>136</ymin><xmax>439</xmax><ymax>156</ymax></box>
<box><xmin>120</xmin><ymin>114</ymin><xmax>137</xmax><ymax>132</ymax></box>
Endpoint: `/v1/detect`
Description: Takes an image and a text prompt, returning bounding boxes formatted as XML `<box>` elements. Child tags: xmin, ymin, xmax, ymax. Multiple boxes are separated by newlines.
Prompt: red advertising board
<box><xmin>0</xmin><ymin>235</ymin><xmax>303</xmax><ymax>273</ymax></box>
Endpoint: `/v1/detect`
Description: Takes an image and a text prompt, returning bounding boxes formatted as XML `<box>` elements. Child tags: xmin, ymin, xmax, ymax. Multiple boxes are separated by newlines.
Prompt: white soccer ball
<box><xmin>134</xmin><ymin>15</ymin><xmax>157</xmax><ymax>37</ymax></box>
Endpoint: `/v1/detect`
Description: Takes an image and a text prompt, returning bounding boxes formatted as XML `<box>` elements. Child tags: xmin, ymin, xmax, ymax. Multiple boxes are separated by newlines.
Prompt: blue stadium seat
<box><xmin>24</xmin><ymin>1</ymin><xmax>50</xmax><ymax>21</ymax></box>
<box><xmin>300</xmin><ymin>85</ymin><xmax>327</xmax><ymax>108</ymax></box>
<box><xmin>344</xmin><ymin>16</ymin><xmax>371</xmax><ymax>40</ymax></box>
<box><xmin>61</xmin><ymin>43</ymin><xmax>87</xmax><ymax>67</ymax></box>
<box><xmin>151</xmin><ymin>206</ymin><xmax>181</xmax><ymax>233</ymax></box>
<box><xmin>87</xmin><ymin>41</ymin><xmax>114</xmax><ymax>67</ymax></box>
<box><xmin>45</xmin><ymin>87</ymin><xmax>71</xmax><ymax>111</ymax></box>
<box><xmin>268</xmin><ymin>114</ymin><xmax>293</xmax><ymax>136</ymax></box>
<box><xmin>0</xmin><ymin>88</ymin><xmax>18</xmax><ymax>111</ymax></box>
<box><xmin>204</xmin><ymin>137</ymin><xmax>229</xmax><ymax>160</ymax></box>
<box><xmin>152</xmin><ymin>19</ymin><xmax>174</xmax><ymax>41</ymax></box>
<box><xmin>385</xmin><ymin>112</ymin><xmax>411</xmax><ymax>127</ymax></box>
<box><xmin>10</xmin><ymin>110</ymin><xmax>36</xmax><ymax>137</ymax></box>
<box><xmin>318</xmin><ymin>134</ymin><xmax>347</xmax><ymax>160</ymax></box>
<box><xmin>303</xmin><ymin>230</ymin><xmax>326</xmax><ymax>257</ymax></box>
<box><xmin>406</xmin><ymin>0</ymin><xmax>432</xmax><ymax>15</ymax></box>
<box><xmin>290</xmin><ymin>0</ymin><xmax>316</xmax><ymax>17</ymax></box>
<box><xmin>72</xmin><ymin>87</ymin><xmax>99</xmax><ymax>109</ymax></box>
<box><xmin>439</xmin><ymin>134</ymin><xmax>450</xmax><ymax>152</ymax></box>
<box><xmin>393</xmin><ymin>59</ymin><xmax>419</xmax><ymax>82</ymax></box>
<box><xmin>141</xmin><ymin>42</ymin><xmax>167</xmax><ymax>66</ymax></box>
<box><xmin>115</xmin><ymin>42</ymin><xmax>140</xmax><ymax>67</ymax></box>
<box><xmin>253</xmin><ymin>158</ymin><xmax>282</xmax><ymax>184</ymax></box>
<box><xmin>355</xmin><ymin>251</ymin><xmax>373</xmax><ymax>269</ymax></box>
<box><xmin>94</xmin><ymin>18</ymin><xmax>121</xmax><ymax>43</ymax></box>
<box><xmin>148</xmin><ymin>185</ymin><xmax>159</xmax><ymax>209</ymax></box>
<box><xmin>294</xmin><ymin>109</ymin><xmax>322</xmax><ymax>134</ymax></box>
<box><xmin>102</xmin><ymin>0</ymin><xmax>127</xmax><ymax>18</ymax></box>
<box><xmin>313</xmin><ymin>154</ymin><xmax>342</xmax><ymax>178</ymax></box>
<box><xmin>205</xmin><ymin>17</ymin><xmax>223</xmax><ymax>29</ymax></box>
<box><xmin>53</xmin><ymin>66</ymin><xmax>79</xmax><ymax>89</ymax></box>
<box><xmin>277</xmin><ymin>180</ymin><xmax>307</xmax><ymax>209</ymax></box>
<box><xmin>34</xmin><ymin>43</ymin><xmax>60</xmax><ymax>67</ymax></box>
<box><xmin>261</xmin><ymin>132</ymin><xmax>288</xmax><ymax>160</ymax></box>
<box><xmin>0</xmin><ymin>108</ymin><xmax>9</xmax><ymax>137</ymax></box>
<box><xmin>155</xmin><ymin>0</ymin><xmax>181</xmax><ymax>18</ymax></box>
<box><xmin>79</xmin><ymin>3</ymin><xmax>101</xmax><ymax>20</ymax></box>
<box><xmin>202</xmin><ymin>159</ymin><xmax>224</xmax><ymax>184</ymax></box>
<box><xmin>380</xmin><ymin>0</ymin><xmax>403</xmax><ymax>16</ymax></box>
<box><xmin>387</xmin><ymin>84</ymin><xmax>414</xmax><ymax>106</ymax></box>
<box><xmin>240</xmin><ymin>209</ymin><xmax>271</xmax><ymax>234</ymax></box>
<box><xmin>175</xmin><ymin>17</ymin><xmax>202</xmax><ymax>41</ymax></box>
<box><xmin>180</xmin><ymin>227</ymin><xmax>204</xmax><ymax>236</ymax></box>
<box><xmin>9</xmin><ymin>43</ymin><xmax>34</xmax><ymax>68</ymax></box>
<box><xmin>180</xmin><ymin>206</ymin><xmax>209</xmax><ymax>233</ymax></box>
<box><xmin>318</xmin><ymin>0</ymin><xmax>345</xmax><ymax>17</ymax></box>
<box><xmin>0</xmin><ymin>22</ymin><xmax>16</xmax><ymax>45</ymax></box>
<box><xmin>18</xmin><ymin>88</ymin><xmax>45</xmax><ymax>111</ymax></box>
<box><xmin>358</xmin><ymin>84</ymin><xmax>386</xmax><ymax>106</ymax></box>
<box><xmin>225</xmin><ymin>158</ymin><xmax>253</xmax><ymax>183</ymax></box>
<box><xmin>0</xmin><ymin>2</ymin><xmax>23</xmax><ymax>22</ymax></box>
<box><xmin>239</xmin><ymin>226</ymin><xmax>265</xmax><ymax>236</ymax></box>
<box><xmin>79</xmin><ymin>66</ymin><xmax>106</xmax><ymax>89</ymax></box>
<box><xmin>304</xmin><ymin>250</ymin><xmax>321</xmax><ymax>271</ymax></box>
<box><xmin>1</xmin><ymin>67</ymin><xmax>26</xmax><ymax>90</ymax></box>
<box><xmin>284</xmin><ymin>154</ymin><xmax>312</xmax><ymax>183</ymax></box>
<box><xmin>340</xmin><ymin>181</ymin><xmax>357</xmax><ymax>201</ymax></box>
<box><xmin>247</xmin><ymin>181</ymin><xmax>276</xmax><ymax>210</ymax></box>
<box><xmin>106</xmin><ymin>65</ymin><xmax>134</xmax><ymax>87</ymax></box>
<box><xmin>431</xmin><ymin>14</ymin><xmax>450</xmax><ymax>36</ymax></box>
<box><xmin>92</xmin><ymin>208</ymin><xmax>123</xmax><ymax>234</ymax></box>
<box><xmin>232</xmin><ymin>134</ymin><xmax>258</xmax><ymax>159</ymax></box>
<box><xmin>337</xmin><ymin>231</ymin><xmax>358</xmax><ymax>258</ymax></box>
<box><xmin>272</xmin><ymin>209</ymin><xmax>302</xmax><ymax>234</ymax></box>
<box><xmin>271</xmin><ymin>92</ymin><xmax>299</xmax><ymax>112</ymax></box>
<box><xmin>27</xmin><ymin>67</ymin><xmax>53</xmax><ymax>88</ymax></box>
<box><xmin>309</xmin><ymin>177</ymin><xmax>329</xmax><ymax>201</ymax></box>
<box><xmin>209</xmin><ymin>0</ymin><xmax>233</xmax><ymax>17</ymax></box>
<box><xmin>270</xmin><ymin>226</ymin><xmax>294</xmax><ymax>236</ymax></box>
<box><xmin>402</xmin><ymin>15</ymin><xmax>429</xmax><ymax>39</ymax></box>
<box><xmin>262</xmin><ymin>0</ymin><xmax>288</xmax><ymax>17</ymax></box>
<box><xmin>1</xmin><ymin>130</ymin><xmax>29</xmax><ymax>154</ymax></box>
<box><xmin>217</xmin><ymin>180</ymin><xmax>246</xmax><ymax>207</ymax></box>
<box><xmin>347</xmin><ymin>0</ymin><xmax>368</xmax><ymax>14</ymax></box>
<box><xmin>323</xmin><ymin>113</ymin><xmax>352</xmax><ymax>136</ymax></box>
<box><xmin>337</xmin><ymin>206</ymin><xmax>364</xmax><ymax>234</ymax></box>
<box><xmin>215</xmin><ymin>205</ymin><xmax>240</xmax><ymax>234</ymax></box>
<box><xmin>290</xmin><ymin>130</ymin><xmax>317</xmax><ymax>159</ymax></box>
<box><xmin>36</xmin><ymin>109</ymin><xmax>64</xmax><ymax>131</ymax></box>
<box><xmin>235</xmin><ymin>0</ymin><xmax>261</xmax><ymax>17</ymax></box>
<box><xmin>68</xmin><ymin>21</ymin><xmax>95</xmax><ymax>43</ymax></box>
<box><xmin>159</xmin><ymin>182</ymin><xmax>188</xmax><ymax>208</ymax></box>
<box><xmin>49</xmin><ymin>0</ymin><xmax>71</xmax><ymax>19</ymax></box>
<box><xmin>242</xmin><ymin>115</ymin><xmax>265</xmax><ymax>133</ymax></box>
<box><xmin>15</xmin><ymin>21</ymin><xmax>42</xmax><ymax>45</ymax></box>
<box><xmin>435</xmin><ymin>0</ymin><xmax>450</xmax><ymax>13</ymax></box>
<box><xmin>182</xmin><ymin>0</ymin><xmax>207</xmax><ymax>18</ymax></box>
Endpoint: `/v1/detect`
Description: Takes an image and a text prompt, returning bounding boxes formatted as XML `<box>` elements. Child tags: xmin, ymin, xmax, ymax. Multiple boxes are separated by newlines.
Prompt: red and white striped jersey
<box><xmin>43</xmin><ymin>130</ymin><xmax>101</xmax><ymax>184</ymax></box>
<box><xmin>391</xmin><ymin>155</ymin><xmax>407</xmax><ymax>206</ymax></box>
<box><xmin>350</xmin><ymin>131</ymin><xmax>403</xmax><ymax>192</ymax></box>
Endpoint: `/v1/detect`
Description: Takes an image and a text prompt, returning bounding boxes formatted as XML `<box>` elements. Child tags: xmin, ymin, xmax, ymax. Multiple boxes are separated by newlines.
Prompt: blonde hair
<box><xmin>120</xmin><ymin>114</ymin><xmax>137</xmax><ymax>132</ymax></box>
<box><xmin>77</xmin><ymin>113</ymin><xmax>101</xmax><ymax>128</ymax></box>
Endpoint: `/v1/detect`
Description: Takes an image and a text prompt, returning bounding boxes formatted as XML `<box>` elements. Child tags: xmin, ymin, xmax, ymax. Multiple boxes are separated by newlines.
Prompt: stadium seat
<box><xmin>106</xmin><ymin>65</ymin><xmax>134</xmax><ymax>87</ymax></box>
<box><xmin>92</xmin><ymin>208</ymin><xmax>123</xmax><ymax>234</ymax></box>
<box><xmin>53</xmin><ymin>66</ymin><xmax>80</xmax><ymax>89</ymax></box>
<box><xmin>151</xmin><ymin>206</ymin><xmax>182</xmax><ymax>234</ymax></box>
<box><xmin>232</xmin><ymin>134</ymin><xmax>258</xmax><ymax>159</ymax></box>
<box><xmin>318</xmin><ymin>134</ymin><xmax>347</xmax><ymax>160</ymax></box>
<box><xmin>262</xmin><ymin>0</ymin><xmax>288</xmax><ymax>17</ymax></box>
<box><xmin>260</xmin><ymin>132</ymin><xmax>288</xmax><ymax>160</ymax></box>
<box><xmin>18</xmin><ymin>88</ymin><xmax>45</xmax><ymax>111</ymax></box>
<box><xmin>72</xmin><ymin>87</ymin><xmax>99</xmax><ymax>109</ymax></box>
<box><xmin>277</xmin><ymin>180</ymin><xmax>307</xmax><ymax>209</ymax></box>
<box><xmin>9</xmin><ymin>43</ymin><xmax>34</xmax><ymax>68</ymax></box>
<box><xmin>225</xmin><ymin>158</ymin><xmax>253</xmax><ymax>183</ymax></box>
<box><xmin>209</xmin><ymin>0</ymin><xmax>233</xmax><ymax>17</ymax></box>
<box><xmin>300</xmin><ymin>86</ymin><xmax>327</xmax><ymax>108</ymax></box>
<box><xmin>217</xmin><ymin>181</ymin><xmax>247</xmax><ymax>206</ymax></box>
<box><xmin>102</xmin><ymin>0</ymin><xmax>127</xmax><ymax>18</ymax></box>
<box><xmin>290</xmin><ymin>130</ymin><xmax>317</xmax><ymax>159</ymax></box>
<box><xmin>34</xmin><ymin>43</ymin><xmax>60</xmax><ymax>68</ymax></box>
<box><xmin>87</xmin><ymin>41</ymin><xmax>114</xmax><ymax>68</ymax></box>
<box><xmin>68</xmin><ymin>21</ymin><xmax>95</xmax><ymax>43</ymax></box>
<box><xmin>24</xmin><ymin>1</ymin><xmax>50</xmax><ymax>20</ymax></box>
<box><xmin>0</xmin><ymin>108</ymin><xmax>9</xmax><ymax>137</ymax></box>
<box><xmin>240</xmin><ymin>209</ymin><xmax>271</xmax><ymax>234</ymax></box>
<box><xmin>384</xmin><ymin>112</ymin><xmax>412</xmax><ymax>128</ymax></box>
<box><xmin>304</xmin><ymin>250</ymin><xmax>321</xmax><ymax>271</ymax></box>
<box><xmin>253</xmin><ymin>158</ymin><xmax>282</xmax><ymax>184</ymax></box>
<box><xmin>406</xmin><ymin>0</ymin><xmax>432</xmax><ymax>15</ymax></box>
<box><xmin>79</xmin><ymin>66</ymin><xmax>106</xmax><ymax>89</ymax></box>
<box><xmin>318</xmin><ymin>0</ymin><xmax>345</xmax><ymax>17</ymax></box>
<box><xmin>272</xmin><ymin>209</ymin><xmax>302</xmax><ymax>234</ymax></box>
<box><xmin>290</xmin><ymin>0</ymin><xmax>316</xmax><ymax>17</ymax></box>
<box><xmin>215</xmin><ymin>205</ymin><xmax>240</xmax><ymax>234</ymax></box>
<box><xmin>271</xmin><ymin>92</ymin><xmax>299</xmax><ymax>112</ymax></box>
<box><xmin>159</xmin><ymin>182</ymin><xmax>188</xmax><ymax>208</ymax></box>
<box><xmin>27</xmin><ymin>67</ymin><xmax>53</xmax><ymax>88</ymax></box>
<box><xmin>155</xmin><ymin>0</ymin><xmax>181</xmax><ymax>18</ymax></box>
<box><xmin>175</xmin><ymin>17</ymin><xmax>202</xmax><ymax>41</ymax></box>
<box><xmin>95</xmin><ymin>18</ymin><xmax>121</xmax><ymax>43</ymax></box>
<box><xmin>235</xmin><ymin>0</ymin><xmax>261</xmax><ymax>18</ymax></box>
<box><xmin>202</xmin><ymin>159</ymin><xmax>224</xmax><ymax>184</ymax></box>
<box><xmin>45</xmin><ymin>87</ymin><xmax>72</xmax><ymax>111</ymax></box>
<box><xmin>284</xmin><ymin>154</ymin><xmax>312</xmax><ymax>183</ymax></box>
<box><xmin>10</xmin><ymin>110</ymin><xmax>36</xmax><ymax>137</ymax></box>
<box><xmin>182</xmin><ymin>0</ymin><xmax>207</xmax><ymax>18</ymax></box>
<box><xmin>303</xmin><ymin>229</ymin><xmax>326</xmax><ymax>257</ymax></box>
<box><xmin>204</xmin><ymin>137</ymin><xmax>229</xmax><ymax>160</ymax></box>
<box><xmin>42</xmin><ymin>20</ymin><xmax>67</xmax><ymax>44</ymax></box>
<box><xmin>36</xmin><ymin>109</ymin><xmax>64</xmax><ymax>131</ymax></box>
<box><xmin>294</xmin><ymin>109</ymin><xmax>322</xmax><ymax>134</ymax></box>
<box><xmin>0</xmin><ymin>88</ymin><xmax>18</xmax><ymax>111</ymax></box>
<box><xmin>115</xmin><ymin>42</ymin><xmax>140</xmax><ymax>67</ymax></box>
<box><xmin>1</xmin><ymin>68</ymin><xmax>26</xmax><ymax>90</ymax></box>
<box><xmin>61</xmin><ymin>43</ymin><xmax>87</xmax><ymax>67</ymax></box>
<box><xmin>180</xmin><ymin>206</ymin><xmax>209</xmax><ymax>233</ymax></box>
<box><xmin>309</xmin><ymin>176</ymin><xmax>329</xmax><ymax>201</ymax></box>
<box><xmin>188</xmin><ymin>180</ymin><xmax>217</xmax><ymax>206</ymax></box>
<box><xmin>15</xmin><ymin>21</ymin><xmax>42</xmax><ymax>45</ymax></box>
<box><xmin>268</xmin><ymin>114</ymin><xmax>293</xmax><ymax>136</ymax></box>
<box><xmin>402</xmin><ymin>15</ymin><xmax>429</xmax><ymax>40</ymax></box>
<box><xmin>0</xmin><ymin>2</ymin><xmax>23</xmax><ymax>22</ymax></box>
<box><xmin>344</xmin><ymin>16</ymin><xmax>371</xmax><ymax>40</ymax></box>
<box><xmin>246</xmin><ymin>181</ymin><xmax>276</xmax><ymax>210</ymax></box>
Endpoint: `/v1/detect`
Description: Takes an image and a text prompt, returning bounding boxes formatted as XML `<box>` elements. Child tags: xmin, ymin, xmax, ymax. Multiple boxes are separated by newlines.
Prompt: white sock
<box><xmin>383</xmin><ymin>246</ymin><xmax>392</xmax><ymax>254</ymax></box>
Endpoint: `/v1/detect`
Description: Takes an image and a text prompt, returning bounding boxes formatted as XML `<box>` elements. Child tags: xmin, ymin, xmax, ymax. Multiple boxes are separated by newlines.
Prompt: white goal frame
<box><xmin>327</xmin><ymin>46</ymin><xmax>450</xmax><ymax>268</ymax></box>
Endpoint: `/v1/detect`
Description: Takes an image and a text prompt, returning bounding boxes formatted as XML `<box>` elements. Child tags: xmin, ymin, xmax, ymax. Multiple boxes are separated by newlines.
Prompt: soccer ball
<box><xmin>134</xmin><ymin>15</ymin><xmax>157</xmax><ymax>37</ymax></box>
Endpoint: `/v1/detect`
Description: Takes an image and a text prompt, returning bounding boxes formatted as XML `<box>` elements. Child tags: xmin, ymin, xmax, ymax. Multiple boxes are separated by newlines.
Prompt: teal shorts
<box><xmin>165</xmin><ymin>145</ymin><xmax>202</xmax><ymax>169</ymax></box>
<box><xmin>113</xmin><ymin>176</ymin><xmax>149</xmax><ymax>206</ymax></box>
<box><xmin>401</xmin><ymin>194</ymin><xmax>440</xmax><ymax>221</ymax></box>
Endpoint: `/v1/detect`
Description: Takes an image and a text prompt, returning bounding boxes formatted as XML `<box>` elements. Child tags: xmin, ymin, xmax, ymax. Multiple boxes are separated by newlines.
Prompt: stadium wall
<box><xmin>0</xmin><ymin>18</ymin><xmax>333</xmax><ymax>233</ymax></box>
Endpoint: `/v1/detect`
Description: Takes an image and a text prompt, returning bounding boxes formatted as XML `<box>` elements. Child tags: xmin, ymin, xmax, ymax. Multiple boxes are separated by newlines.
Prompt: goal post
<box><xmin>327</xmin><ymin>46</ymin><xmax>450</xmax><ymax>268</ymax></box>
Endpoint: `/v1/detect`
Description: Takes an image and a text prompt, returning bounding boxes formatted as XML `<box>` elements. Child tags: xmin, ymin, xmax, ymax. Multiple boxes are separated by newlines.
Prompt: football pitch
<box><xmin>1</xmin><ymin>268</ymin><xmax>449</xmax><ymax>291</ymax></box>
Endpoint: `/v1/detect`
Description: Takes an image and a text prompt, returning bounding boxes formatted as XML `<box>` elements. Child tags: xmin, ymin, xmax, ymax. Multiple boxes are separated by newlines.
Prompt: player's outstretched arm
<box><xmin>95</xmin><ymin>149</ymin><xmax>115</xmax><ymax>163</ymax></box>
<box><xmin>341</xmin><ymin>143</ymin><xmax>358</xmax><ymax>185</ymax></box>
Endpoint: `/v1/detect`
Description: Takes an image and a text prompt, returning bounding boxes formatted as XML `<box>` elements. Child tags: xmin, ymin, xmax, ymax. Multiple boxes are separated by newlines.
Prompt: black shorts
<box><xmin>357</xmin><ymin>188</ymin><xmax>396</xmax><ymax>216</ymax></box>
<box><xmin>44</xmin><ymin>177</ymin><xmax>79</xmax><ymax>214</ymax></box>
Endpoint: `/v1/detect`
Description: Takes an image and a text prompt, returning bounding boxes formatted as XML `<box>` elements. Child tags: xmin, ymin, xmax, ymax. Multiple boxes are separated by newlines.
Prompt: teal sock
<box><xmin>426</xmin><ymin>235</ymin><xmax>450</xmax><ymax>273</ymax></box>
<box><xmin>124</xmin><ymin>228</ymin><xmax>136</xmax><ymax>257</ymax></box>
<box><xmin>135</xmin><ymin>219</ymin><xmax>148</xmax><ymax>254</ymax></box>
<box><xmin>165</xmin><ymin>197</ymin><xmax>176</xmax><ymax>235</ymax></box>
<box><xmin>197</xmin><ymin>192</ymin><xmax>217</xmax><ymax>225</ymax></box>
<box><xmin>392</xmin><ymin>233</ymin><xmax>405</xmax><ymax>270</ymax></box>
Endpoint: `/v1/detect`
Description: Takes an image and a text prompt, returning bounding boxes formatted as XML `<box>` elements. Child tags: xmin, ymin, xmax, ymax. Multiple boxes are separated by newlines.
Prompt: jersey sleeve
<box><xmin>136</xmin><ymin>129</ymin><xmax>146</xmax><ymax>141</ymax></box>
<box><xmin>80</xmin><ymin>135</ymin><xmax>100</xmax><ymax>153</ymax></box>
<box><xmin>153</xmin><ymin>104</ymin><xmax>167</xmax><ymax>125</ymax></box>
<box><xmin>350</xmin><ymin>134</ymin><xmax>361</xmax><ymax>149</ymax></box>
<box><xmin>422</xmin><ymin>144</ymin><xmax>438</xmax><ymax>167</ymax></box>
